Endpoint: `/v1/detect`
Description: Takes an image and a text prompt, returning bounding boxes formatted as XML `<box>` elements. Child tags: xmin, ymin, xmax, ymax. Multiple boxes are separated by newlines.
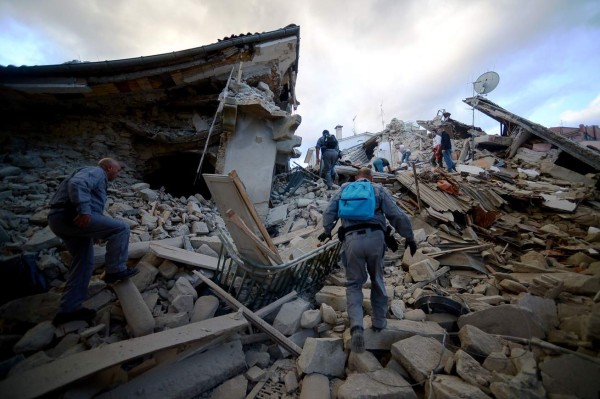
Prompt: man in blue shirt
<box><xmin>315</xmin><ymin>130</ymin><xmax>339</xmax><ymax>190</ymax></box>
<box><xmin>318</xmin><ymin>167</ymin><xmax>416</xmax><ymax>352</ymax></box>
<box><xmin>48</xmin><ymin>158</ymin><xmax>138</xmax><ymax>325</ymax></box>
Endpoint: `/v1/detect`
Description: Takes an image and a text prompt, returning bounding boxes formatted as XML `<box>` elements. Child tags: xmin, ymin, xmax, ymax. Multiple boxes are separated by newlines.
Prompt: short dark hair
<box><xmin>322</xmin><ymin>130</ymin><xmax>330</xmax><ymax>135</ymax></box>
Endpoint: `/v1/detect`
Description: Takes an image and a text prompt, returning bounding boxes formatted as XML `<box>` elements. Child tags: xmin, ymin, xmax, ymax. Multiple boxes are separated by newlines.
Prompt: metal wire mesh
<box><xmin>213</xmin><ymin>230</ymin><xmax>342</xmax><ymax>310</ymax></box>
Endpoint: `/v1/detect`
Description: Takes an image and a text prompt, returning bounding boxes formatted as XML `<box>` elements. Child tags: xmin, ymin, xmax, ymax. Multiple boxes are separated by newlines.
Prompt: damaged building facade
<box><xmin>0</xmin><ymin>25</ymin><xmax>303</xmax><ymax>220</ymax></box>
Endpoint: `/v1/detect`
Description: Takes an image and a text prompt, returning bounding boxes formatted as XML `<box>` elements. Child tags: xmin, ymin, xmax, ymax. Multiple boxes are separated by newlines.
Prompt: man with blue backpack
<box><xmin>315</xmin><ymin>129</ymin><xmax>339</xmax><ymax>190</ymax></box>
<box><xmin>318</xmin><ymin>167</ymin><xmax>417</xmax><ymax>353</ymax></box>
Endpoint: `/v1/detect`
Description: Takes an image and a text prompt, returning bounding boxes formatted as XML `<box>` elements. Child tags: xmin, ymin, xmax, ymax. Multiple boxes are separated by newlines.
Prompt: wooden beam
<box><xmin>0</xmin><ymin>314</ymin><xmax>248</xmax><ymax>399</ymax></box>
<box><xmin>254</xmin><ymin>290</ymin><xmax>298</xmax><ymax>319</ymax></box>
<box><xmin>226</xmin><ymin>209</ymin><xmax>283</xmax><ymax>264</ymax></box>
<box><xmin>149</xmin><ymin>242</ymin><xmax>219</xmax><ymax>270</ymax></box>
<box><xmin>192</xmin><ymin>271</ymin><xmax>302</xmax><ymax>357</ymax></box>
<box><xmin>229</xmin><ymin>170</ymin><xmax>279</xmax><ymax>253</ymax></box>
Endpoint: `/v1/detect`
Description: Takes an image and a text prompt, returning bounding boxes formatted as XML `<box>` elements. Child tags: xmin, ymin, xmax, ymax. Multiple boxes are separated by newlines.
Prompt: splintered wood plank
<box><xmin>226</xmin><ymin>210</ymin><xmax>282</xmax><ymax>264</ymax></box>
<box><xmin>203</xmin><ymin>172</ymin><xmax>275</xmax><ymax>265</ymax></box>
<box><xmin>0</xmin><ymin>314</ymin><xmax>248</xmax><ymax>399</ymax></box>
<box><xmin>228</xmin><ymin>170</ymin><xmax>278</xmax><ymax>253</ymax></box>
<box><xmin>149</xmin><ymin>242</ymin><xmax>219</xmax><ymax>270</ymax></box>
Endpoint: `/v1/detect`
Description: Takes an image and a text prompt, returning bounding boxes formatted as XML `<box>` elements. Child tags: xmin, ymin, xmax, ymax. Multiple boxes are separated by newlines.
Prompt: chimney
<box><xmin>335</xmin><ymin>125</ymin><xmax>343</xmax><ymax>140</ymax></box>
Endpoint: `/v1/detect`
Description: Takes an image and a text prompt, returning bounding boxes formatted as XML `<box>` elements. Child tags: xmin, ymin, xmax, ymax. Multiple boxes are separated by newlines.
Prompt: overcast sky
<box><xmin>1</xmin><ymin>0</ymin><xmax>599</xmax><ymax>159</ymax></box>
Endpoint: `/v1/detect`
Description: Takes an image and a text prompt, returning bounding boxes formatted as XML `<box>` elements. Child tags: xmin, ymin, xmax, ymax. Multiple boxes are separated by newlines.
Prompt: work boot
<box><xmin>350</xmin><ymin>326</ymin><xmax>365</xmax><ymax>353</ymax></box>
<box><xmin>372</xmin><ymin>319</ymin><xmax>387</xmax><ymax>332</ymax></box>
<box><xmin>53</xmin><ymin>307</ymin><xmax>96</xmax><ymax>326</ymax></box>
<box><xmin>104</xmin><ymin>267</ymin><xmax>139</xmax><ymax>284</ymax></box>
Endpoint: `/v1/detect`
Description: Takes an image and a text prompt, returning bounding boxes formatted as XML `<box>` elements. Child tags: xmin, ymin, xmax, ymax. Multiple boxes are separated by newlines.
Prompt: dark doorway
<box><xmin>143</xmin><ymin>153</ymin><xmax>215</xmax><ymax>199</ymax></box>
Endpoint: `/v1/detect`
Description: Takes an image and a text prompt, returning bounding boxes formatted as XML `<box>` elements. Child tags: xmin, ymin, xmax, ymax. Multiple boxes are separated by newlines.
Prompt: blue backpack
<box><xmin>338</xmin><ymin>181</ymin><xmax>376</xmax><ymax>220</ymax></box>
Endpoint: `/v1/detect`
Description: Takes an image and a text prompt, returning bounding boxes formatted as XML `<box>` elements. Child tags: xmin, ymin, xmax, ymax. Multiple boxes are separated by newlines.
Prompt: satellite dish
<box><xmin>473</xmin><ymin>71</ymin><xmax>500</xmax><ymax>95</ymax></box>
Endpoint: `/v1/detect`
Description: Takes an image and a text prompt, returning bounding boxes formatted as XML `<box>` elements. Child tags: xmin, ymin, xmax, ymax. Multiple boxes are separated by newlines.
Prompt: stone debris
<box><xmin>1</xmin><ymin>107</ymin><xmax>599</xmax><ymax>398</ymax></box>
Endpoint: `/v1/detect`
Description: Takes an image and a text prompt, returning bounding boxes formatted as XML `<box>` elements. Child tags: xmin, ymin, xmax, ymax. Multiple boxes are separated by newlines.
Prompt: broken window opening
<box><xmin>143</xmin><ymin>153</ymin><xmax>214</xmax><ymax>199</ymax></box>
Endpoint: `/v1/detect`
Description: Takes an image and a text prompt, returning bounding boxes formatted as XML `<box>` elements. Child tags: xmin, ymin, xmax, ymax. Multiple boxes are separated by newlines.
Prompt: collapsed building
<box><xmin>0</xmin><ymin>24</ymin><xmax>302</xmax><ymax>220</ymax></box>
<box><xmin>1</xmin><ymin>24</ymin><xmax>600</xmax><ymax>399</ymax></box>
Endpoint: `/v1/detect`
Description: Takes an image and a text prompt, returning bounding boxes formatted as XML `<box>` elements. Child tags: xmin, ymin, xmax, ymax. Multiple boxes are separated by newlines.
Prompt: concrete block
<box><xmin>170</xmin><ymin>295</ymin><xmax>194</xmax><ymax>315</ymax></box>
<box><xmin>155</xmin><ymin>313</ymin><xmax>189</xmax><ymax>330</ymax></box>
<box><xmin>316</xmin><ymin>286</ymin><xmax>347</xmax><ymax>310</ymax></box>
<box><xmin>190</xmin><ymin>295</ymin><xmax>220</xmax><ymax>323</ymax></box>
<box><xmin>112</xmin><ymin>278</ymin><xmax>155</xmax><ymax>337</ymax></box>
<box><xmin>482</xmin><ymin>351</ymin><xmax>516</xmax><ymax>376</ymax></box>
<box><xmin>158</xmin><ymin>259</ymin><xmax>179</xmax><ymax>279</ymax></box>
<box><xmin>273</xmin><ymin>298</ymin><xmax>311</xmax><ymax>336</ymax></box>
<box><xmin>458</xmin><ymin>324</ymin><xmax>504</xmax><ymax>359</ymax></box>
<box><xmin>455</xmin><ymin>349</ymin><xmax>496</xmax><ymax>393</ymax></box>
<box><xmin>96</xmin><ymin>340</ymin><xmax>246</xmax><ymax>399</ymax></box>
<box><xmin>349</xmin><ymin>317</ymin><xmax>446</xmax><ymax>351</ymax></box>
<box><xmin>320</xmin><ymin>303</ymin><xmax>338</xmax><ymax>325</ymax></box>
<box><xmin>539</xmin><ymin>354</ymin><xmax>600</xmax><ymax>399</ymax></box>
<box><xmin>246</xmin><ymin>365</ymin><xmax>266</xmax><ymax>382</ymax></box>
<box><xmin>169</xmin><ymin>277</ymin><xmax>198</xmax><ymax>301</ymax></box>
<box><xmin>457</xmin><ymin>304</ymin><xmax>545</xmax><ymax>339</ymax></box>
<box><xmin>516</xmin><ymin>293</ymin><xmax>558</xmax><ymax>332</ymax></box>
<box><xmin>267</xmin><ymin>204</ymin><xmax>288</xmax><ymax>226</ymax></box>
<box><xmin>297</xmin><ymin>338</ymin><xmax>346</xmax><ymax>378</ymax></box>
<box><xmin>348</xmin><ymin>351</ymin><xmax>383</xmax><ymax>373</ymax></box>
<box><xmin>13</xmin><ymin>321</ymin><xmax>55</xmax><ymax>353</ymax></box>
<box><xmin>131</xmin><ymin>260</ymin><xmax>159</xmax><ymax>292</ymax></box>
<box><xmin>409</xmin><ymin>259</ymin><xmax>439</xmax><ymax>282</ymax></box>
<box><xmin>425</xmin><ymin>375</ymin><xmax>491</xmax><ymax>399</ymax></box>
<box><xmin>284</xmin><ymin>370</ymin><xmax>299</xmax><ymax>393</ymax></box>
<box><xmin>299</xmin><ymin>373</ymin><xmax>330</xmax><ymax>399</ymax></box>
<box><xmin>391</xmin><ymin>335</ymin><xmax>452</xmax><ymax>382</ymax></box>
<box><xmin>301</xmin><ymin>309</ymin><xmax>322</xmax><ymax>329</ymax></box>
<box><xmin>337</xmin><ymin>369</ymin><xmax>417</xmax><ymax>399</ymax></box>
<box><xmin>209</xmin><ymin>374</ymin><xmax>247</xmax><ymax>399</ymax></box>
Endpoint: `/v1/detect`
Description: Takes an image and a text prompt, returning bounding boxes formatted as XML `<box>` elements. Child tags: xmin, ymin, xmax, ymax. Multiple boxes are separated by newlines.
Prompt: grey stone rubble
<box><xmin>1</xmin><ymin>123</ymin><xmax>600</xmax><ymax>398</ymax></box>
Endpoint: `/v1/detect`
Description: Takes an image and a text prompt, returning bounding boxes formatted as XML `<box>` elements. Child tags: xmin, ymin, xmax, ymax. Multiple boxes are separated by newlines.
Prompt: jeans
<box><xmin>401</xmin><ymin>151</ymin><xmax>411</xmax><ymax>163</ymax></box>
<box><xmin>343</xmin><ymin>228</ymin><xmax>387</xmax><ymax>330</ymax></box>
<box><xmin>373</xmin><ymin>158</ymin><xmax>384</xmax><ymax>172</ymax></box>
<box><xmin>48</xmin><ymin>212</ymin><xmax>130</xmax><ymax>313</ymax></box>
<box><xmin>321</xmin><ymin>149</ymin><xmax>338</xmax><ymax>189</ymax></box>
<box><xmin>443</xmin><ymin>150</ymin><xmax>456</xmax><ymax>171</ymax></box>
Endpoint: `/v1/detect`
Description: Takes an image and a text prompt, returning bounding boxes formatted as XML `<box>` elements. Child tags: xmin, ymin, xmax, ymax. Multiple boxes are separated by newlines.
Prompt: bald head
<box><xmin>357</xmin><ymin>167</ymin><xmax>373</xmax><ymax>181</ymax></box>
<box><xmin>98</xmin><ymin>158</ymin><xmax>122</xmax><ymax>181</ymax></box>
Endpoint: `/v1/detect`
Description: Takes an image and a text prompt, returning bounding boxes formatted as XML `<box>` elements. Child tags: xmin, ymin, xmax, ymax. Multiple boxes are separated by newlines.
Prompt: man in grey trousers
<box><xmin>318</xmin><ymin>167</ymin><xmax>417</xmax><ymax>352</ymax></box>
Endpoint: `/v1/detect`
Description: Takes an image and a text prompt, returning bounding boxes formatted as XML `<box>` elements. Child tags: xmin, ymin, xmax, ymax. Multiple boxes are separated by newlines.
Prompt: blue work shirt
<box><xmin>49</xmin><ymin>166</ymin><xmax>108</xmax><ymax>216</ymax></box>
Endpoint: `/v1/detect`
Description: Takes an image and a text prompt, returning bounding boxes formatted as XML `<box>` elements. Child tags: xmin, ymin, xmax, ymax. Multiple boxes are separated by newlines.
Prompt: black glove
<box><xmin>318</xmin><ymin>232</ymin><xmax>331</xmax><ymax>242</ymax></box>
<box><xmin>384</xmin><ymin>226</ymin><xmax>398</xmax><ymax>252</ymax></box>
<box><xmin>405</xmin><ymin>240</ymin><xmax>417</xmax><ymax>256</ymax></box>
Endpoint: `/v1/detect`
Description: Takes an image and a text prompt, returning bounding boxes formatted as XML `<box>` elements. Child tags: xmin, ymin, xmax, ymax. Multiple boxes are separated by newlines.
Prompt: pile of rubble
<box><xmin>1</xmin><ymin>117</ymin><xmax>600</xmax><ymax>398</ymax></box>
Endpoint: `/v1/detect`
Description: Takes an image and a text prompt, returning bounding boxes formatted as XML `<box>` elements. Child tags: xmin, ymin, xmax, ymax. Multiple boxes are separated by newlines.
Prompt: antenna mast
<box><xmin>380</xmin><ymin>103</ymin><xmax>385</xmax><ymax>130</ymax></box>
<box><xmin>352</xmin><ymin>115</ymin><xmax>357</xmax><ymax>135</ymax></box>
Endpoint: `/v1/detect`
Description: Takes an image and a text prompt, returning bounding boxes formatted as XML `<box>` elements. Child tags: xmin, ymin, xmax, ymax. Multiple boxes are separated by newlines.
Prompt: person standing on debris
<box><xmin>372</xmin><ymin>157</ymin><xmax>392</xmax><ymax>173</ymax></box>
<box><xmin>440</xmin><ymin>130</ymin><xmax>457</xmax><ymax>172</ymax></box>
<box><xmin>431</xmin><ymin>130</ymin><xmax>443</xmax><ymax>167</ymax></box>
<box><xmin>315</xmin><ymin>129</ymin><xmax>339</xmax><ymax>190</ymax></box>
<box><xmin>318</xmin><ymin>167</ymin><xmax>417</xmax><ymax>353</ymax></box>
<box><xmin>396</xmin><ymin>144</ymin><xmax>411</xmax><ymax>163</ymax></box>
<box><xmin>48</xmin><ymin>158</ymin><xmax>139</xmax><ymax>325</ymax></box>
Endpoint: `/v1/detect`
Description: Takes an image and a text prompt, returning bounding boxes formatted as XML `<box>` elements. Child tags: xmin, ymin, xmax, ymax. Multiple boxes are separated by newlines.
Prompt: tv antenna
<box><xmin>352</xmin><ymin>115</ymin><xmax>357</xmax><ymax>135</ymax></box>
<box><xmin>471</xmin><ymin>71</ymin><xmax>500</xmax><ymax>126</ymax></box>
<box><xmin>380</xmin><ymin>103</ymin><xmax>385</xmax><ymax>130</ymax></box>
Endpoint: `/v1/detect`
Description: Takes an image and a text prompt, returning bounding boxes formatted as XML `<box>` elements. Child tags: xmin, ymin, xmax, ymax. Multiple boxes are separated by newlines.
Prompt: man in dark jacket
<box><xmin>440</xmin><ymin>130</ymin><xmax>457</xmax><ymax>172</ymax></box>
<box><xmin>315</xmin><ymin>130</ymin><xmax>339</xmax><ymax>189</ymax></box>
<box><xmin>318</xmin><ymin>167</ymin><xmax>416</xmax><ymax>352</ymax></box>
